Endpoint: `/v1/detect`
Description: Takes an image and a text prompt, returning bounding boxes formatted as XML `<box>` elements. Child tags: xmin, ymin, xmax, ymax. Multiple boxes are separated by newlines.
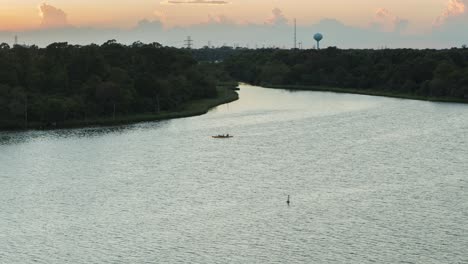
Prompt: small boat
<box><xmin>212</xmin><ymin>134</ymin><xmax>234</xmax><ymax>139</ymax></box>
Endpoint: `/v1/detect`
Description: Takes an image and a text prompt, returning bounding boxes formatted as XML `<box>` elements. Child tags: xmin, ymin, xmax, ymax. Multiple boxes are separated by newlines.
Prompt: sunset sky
<box><xmin>0</xmin><ymin>0</ymin><xmax>467</xmax><ymax>48</ymax></box>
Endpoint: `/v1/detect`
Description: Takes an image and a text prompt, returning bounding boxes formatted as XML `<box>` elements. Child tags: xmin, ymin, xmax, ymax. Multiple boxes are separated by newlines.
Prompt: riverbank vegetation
<box><xmin>0</xmin><ymin>41</ymin><xmax>236</xmax><ymax>130</ymax></box>
<box><xmin>3</xmin><ymin>43</ymin><xmax>468</xmax><ymax>130</ymax></box>
<box><xmin>221</xmin><ymin>47</ymin><xmax>468</xmax><ymax>103</ymax></box>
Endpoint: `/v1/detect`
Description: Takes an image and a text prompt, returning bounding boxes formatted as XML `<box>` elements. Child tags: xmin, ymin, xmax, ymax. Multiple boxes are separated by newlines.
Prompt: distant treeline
<box><xmin>0</xmin><ymin>41</ymin><xmax>220</xmax><ymax>129</ymax></box>
<box><xmin>193</xmin><ymin>46</ymin><xmax>247</xmax><ymax>62</ymax></box>
<box><xmin>2</xmin><ymin>44</ymin><xmax>468</xmax><ymax>130</ymax></box>
<box><xmin>220</xmin><ymin>47</ymin><xmax>468</xmax><ymax>101</ymax></box>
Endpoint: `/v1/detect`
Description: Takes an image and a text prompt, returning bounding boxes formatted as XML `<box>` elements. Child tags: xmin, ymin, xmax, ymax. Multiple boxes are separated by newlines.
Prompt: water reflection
<box><xmin>0</xmin><ymin>120</ymin><xmax>174</xmax><ymax>146</ymax></box>
<box><xmin>0</xmin><ymin>84</ymin><xmax>467</xmax><ymax>264</ymax></box>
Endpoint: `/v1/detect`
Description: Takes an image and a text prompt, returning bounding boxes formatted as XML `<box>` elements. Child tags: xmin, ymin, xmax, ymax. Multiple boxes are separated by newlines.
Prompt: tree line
<box><xmin>220</xmin><ymin>47</ymin><xmax>468</xmax><ymax>101</ymax></box>
<box><xmin>2</xmin><ymin>44</ymin><xmax>468</xmax><ymax>129</ymax></box>
<box><xmin>0</xmin><ymin>41</ymin><xmax>218</xmax><ymax>129</ymax></box>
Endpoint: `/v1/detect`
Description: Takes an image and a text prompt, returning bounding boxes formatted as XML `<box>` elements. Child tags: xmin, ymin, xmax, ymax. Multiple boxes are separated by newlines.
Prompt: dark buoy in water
<box><xmin>287</xmin><ymin>195</ymin><xmax>290</xmax><ymax>206</ymax></box>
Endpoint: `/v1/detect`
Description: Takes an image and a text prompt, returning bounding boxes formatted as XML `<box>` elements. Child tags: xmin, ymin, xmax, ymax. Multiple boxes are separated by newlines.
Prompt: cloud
<box><xmin>153</xmin><ymin>10</ymin><xmax>166</xmax><ymax>20</ymax></box>
<box><xmin>1</xmin><ymin>7</ymin><xmax>466</xmax><ymax>49</ymax></box>
<box><xmin>207</xmin><ymin>14</ymin><xmax>235</xmax><ymax>24</ymax></box>
<box><xmin>136</xmin><ymin>19</ymin><xmax>164</xmax><ymax>30</ymax></box>
<box><xmin>265</xmin><ymin>8</ymin><xmax>288</xmax><ymax>26</ymax></box>
<box><xmin>39</xmin><ymin>3</ymin><xmax>68</xmax><ymax>29</ymax></box>
<box><xmin>373</xmin><ymin>8</ymin><xmax>409</xmax><ymax>32</ymax></box>
<box><xmin>151</xmin><ymin>10</ymin><xmax>168</xmax><ymax>27</ymax></box>
<box><xmin>434</xmin><ymin>0</ymin><xmax>466</xmax><ymax>26</ymax></box>
<box><xmin>161</xmin><ymin>0</ymin><xmax>229</xmax><ymax>4</ymax></box>
<box><xmin>431</xmin><ymin>0</ymin><xmax>468</xmax><ymax>44</ymax></box>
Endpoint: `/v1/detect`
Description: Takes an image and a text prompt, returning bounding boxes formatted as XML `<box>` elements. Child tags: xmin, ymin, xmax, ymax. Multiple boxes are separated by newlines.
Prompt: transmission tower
<box><xmin>184</xmin><ymin>36</ymin><xmax>193</xmax><ymax>49</ymax></box>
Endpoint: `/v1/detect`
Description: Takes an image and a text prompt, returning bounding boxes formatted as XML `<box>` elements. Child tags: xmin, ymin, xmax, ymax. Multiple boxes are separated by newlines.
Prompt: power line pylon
<box><xmin>184</xmin><ymin>36</ymin><xmax>193</xmax><ymax>49</ymax></box>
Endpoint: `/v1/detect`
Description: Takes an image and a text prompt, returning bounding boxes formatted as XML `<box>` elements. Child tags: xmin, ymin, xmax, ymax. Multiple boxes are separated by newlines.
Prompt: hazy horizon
<box><xmin>1</xmin><ymin>0</ymin><xmax>467</xmax><ymax>48</ymax></box>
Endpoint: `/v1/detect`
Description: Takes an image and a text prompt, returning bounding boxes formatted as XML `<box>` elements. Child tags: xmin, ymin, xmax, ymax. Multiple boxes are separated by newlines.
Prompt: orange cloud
<box><xmin>434</xmin><ymin>0</ymin><xmax>466</xmax><ymax>26</ymax></box>
<box><xmin>374</xmin><ymin>8</ymin><xmax>408</xmax><ymax>32</ymax></box>
<box><xmin>39</xmin><ymin>3</ymin><xmax>68</xmax><ymax>28</ymax></box>
<box><xmin>265</xmin><ymin>8</ymin><xmax>288</xmax><ymax>26</ymax></box>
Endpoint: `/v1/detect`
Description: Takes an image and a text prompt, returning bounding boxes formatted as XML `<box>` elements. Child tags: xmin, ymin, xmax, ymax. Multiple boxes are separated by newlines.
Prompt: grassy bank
<box><xmin>1</xmin><ymin>84</ymin><xmax>239</xmax><ymax>131</ymax></box>
<box><xmin>264</xmin><ymin>84</ymin><xmax>468</xmax><ymax>104</ymax></box>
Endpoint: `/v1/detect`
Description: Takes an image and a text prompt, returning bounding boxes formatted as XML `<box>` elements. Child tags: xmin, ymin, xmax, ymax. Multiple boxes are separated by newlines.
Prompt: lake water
<box><xmin>1</xmin><ymin>84</ymin><xmax>467</xmax><ymax>263</ymax></box>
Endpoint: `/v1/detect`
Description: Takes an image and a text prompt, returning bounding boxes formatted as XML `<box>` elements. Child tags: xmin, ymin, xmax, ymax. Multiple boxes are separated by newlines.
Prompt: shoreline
<box><xmin>263</xmin><ymin>84</ymin><xmax>468</xmax><ymax>104</ymax></box>
<box><xmin>0</xmin><ymin>85</ymin><xmax>239</xmax><ymax>131</ymax></box>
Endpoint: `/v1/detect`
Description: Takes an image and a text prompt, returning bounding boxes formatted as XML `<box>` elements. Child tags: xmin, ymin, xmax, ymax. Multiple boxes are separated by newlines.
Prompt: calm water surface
<box><xmin>1</xmin><ymin>85</ymin><xmax>467</xmax><ymax>263</ymax></box>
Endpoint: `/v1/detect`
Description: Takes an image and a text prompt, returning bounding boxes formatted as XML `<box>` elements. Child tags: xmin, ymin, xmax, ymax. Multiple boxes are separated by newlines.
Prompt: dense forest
<box><xmin>2</xmin><ymin>43</ymin><xmax>468</xmax><ymax>130</ymax></box>
<box><xmin>193</xmin><ymin>46</ymin><xmax>247</xmax><ymax>62</ymax></box>
<box><xmin>0</xmin><ymin>41</ymin><xmax>221</xmax><ymax>129</ymax></box>
<box><xmin>221</xmin><ymin>47</ymin><xmax>468</xmax><ymax>102</ymax></box>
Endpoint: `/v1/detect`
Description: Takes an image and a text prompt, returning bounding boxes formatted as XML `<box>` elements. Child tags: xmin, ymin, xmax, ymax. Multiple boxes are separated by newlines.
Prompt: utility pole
<box><xmin>14</xmin><ymin>35</ymin><xmax>18</xmax><ymax>46</ymax></box>
<box><xmin>294</xmin><ymin>18</ymin><xmax>297</xmax><ymax>50</ymax></box>
<box><xmin>184</xmin><ymin>36</ymin><xmax>193</xmax><ymax>49</ymax></box>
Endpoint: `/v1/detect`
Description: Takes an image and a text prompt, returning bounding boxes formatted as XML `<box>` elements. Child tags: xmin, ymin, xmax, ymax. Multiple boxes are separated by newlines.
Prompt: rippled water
<box><xmin>1</xmin><ymin>85</ymin><xmax>467</xmax><ymax>263</ymax></box>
